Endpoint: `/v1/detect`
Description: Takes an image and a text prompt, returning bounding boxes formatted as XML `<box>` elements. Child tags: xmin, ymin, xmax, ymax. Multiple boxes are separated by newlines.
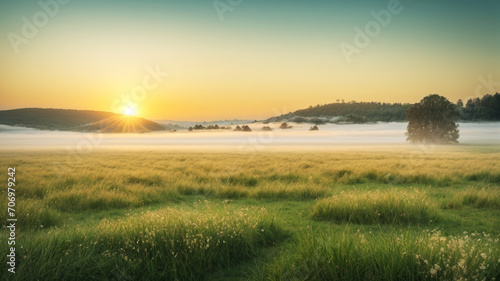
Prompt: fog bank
<box><xmin>0</xmin><ymin>122</ymin><xmax>498</xmax><ymax>150</ymax></box>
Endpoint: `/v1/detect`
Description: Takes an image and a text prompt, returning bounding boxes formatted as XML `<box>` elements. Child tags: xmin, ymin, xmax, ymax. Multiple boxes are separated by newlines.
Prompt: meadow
<box><xmin>1</xmin><ymin>145</ymin><xmax>499</xmax><ymax>280</ymax></box>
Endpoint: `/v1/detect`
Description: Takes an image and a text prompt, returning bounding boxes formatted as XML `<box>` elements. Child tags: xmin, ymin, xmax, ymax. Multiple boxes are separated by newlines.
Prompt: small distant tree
<box><xmin>206</xmin><ymin>124</ymin><xmax>219</xmax><ymax>130</ymax></box>
<box><xmin>188</xmin><ymin>127</ymin><xmax>193</xmax><ymax>131</ymax></box>
<box><xmin>279</xmin><ymin>122</ymin><xmax>292</xmax><ymax>129</ymax></box>
<box><xmin>406</xmin><ymin>94</ymin><xmax>459</xmax><ymax>144</ymax></box>
<box><xmin>262</xmin><ymin>126</ymin><xmax>273</xmax><ymax>131</ymax></box>
<box><xmin>309</xmin><ymin>125</ymin><xmax>319</xmax><ymax>131</ymax></box>
<box><xmin>242</xmin><ymin>125</ymin><xmax>252</xmax><ymax>132</ymax></box>
<box><xmin>233</xmin><ymin>125</ymin><xmax>242</xmax><ymax>131</ymax></box>
<box><xmin>193</xmin><ymin>124</ymin><xmax>205</xmax><ymax>130</ymax></box>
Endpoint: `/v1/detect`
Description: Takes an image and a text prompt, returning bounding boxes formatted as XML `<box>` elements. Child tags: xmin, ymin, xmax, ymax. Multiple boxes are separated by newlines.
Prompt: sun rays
<box><xmin>97</xmin><ymin>115</ymin><xmax>152</xmax><ymax>133</ymax></box>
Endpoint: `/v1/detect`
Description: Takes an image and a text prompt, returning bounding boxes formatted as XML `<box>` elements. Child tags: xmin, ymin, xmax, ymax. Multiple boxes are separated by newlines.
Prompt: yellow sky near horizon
<box><xmin>1</xmin><ymin>32</ymin><xmax>491</xmax><ymax>120</ymax></box>
<box><xmin>0</xmin><ymin>0</ymin><xmax>498</xmax><ymax>121</ymax></box>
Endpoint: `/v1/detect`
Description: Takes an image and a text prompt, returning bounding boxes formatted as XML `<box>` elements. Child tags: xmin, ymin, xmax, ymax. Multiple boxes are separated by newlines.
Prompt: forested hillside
<box><xmin>266</xmin><ymin>93</ymin><xmax>500</xmax><ymax>123</ymax></box>
<box><xmin>0</xmin><ymin>108</ymin><xmax>166</xmax><ymax>132</ymax></box>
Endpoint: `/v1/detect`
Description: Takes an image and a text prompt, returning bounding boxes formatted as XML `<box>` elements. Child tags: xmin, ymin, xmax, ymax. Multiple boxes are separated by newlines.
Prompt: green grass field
<box><xmin>1</xmin><ymin>146</ymin><xmax>499</xmax><ymax>280</ymax></box>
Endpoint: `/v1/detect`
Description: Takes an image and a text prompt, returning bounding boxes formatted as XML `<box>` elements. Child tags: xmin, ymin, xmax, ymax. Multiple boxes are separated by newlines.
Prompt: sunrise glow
<box><xmin>123</xmin><ymin>106</ymin><xmax>136</xmax><ymax>116</ymax></box>
<box><xmin>0</xmin><ymin>0</ymin><xmax>498</xmax><ymax>122</ymax></box>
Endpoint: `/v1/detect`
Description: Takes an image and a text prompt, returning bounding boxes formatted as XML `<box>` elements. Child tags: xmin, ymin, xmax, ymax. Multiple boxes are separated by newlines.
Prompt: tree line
<box><xmin>457</xmin><ymin>93</ymin><xmax>500</xmax><ymax>121</ymax></box>
<box><xmin>266</xmin><ymin>93</ymin><xmax>500</xmax><ymax>123</ymax></box>
<box><xmin>277</xmin><ymin>101</ymin><xmax>410</xmax><ymax>122</ymax></box>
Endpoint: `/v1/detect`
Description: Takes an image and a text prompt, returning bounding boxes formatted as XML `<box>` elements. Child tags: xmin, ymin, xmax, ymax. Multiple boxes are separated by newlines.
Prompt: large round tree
<box><xmin>406</xmin><ymin>94</ymin><xmax>460</xmax><ymax>144</ymax></box>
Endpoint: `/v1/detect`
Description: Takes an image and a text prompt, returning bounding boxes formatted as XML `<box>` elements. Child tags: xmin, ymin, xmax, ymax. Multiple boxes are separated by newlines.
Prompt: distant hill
<box><xmin>0</xmin><ymin>108</ymin><xmax>166</xmax><ymax>133</ymax></box>
<box><xmin>266</xmin><ymin>94</ymin><xmax>500</xmax><ymax>124</ymax></box>
<box><xmin>266</xmin><ymin>101</ymin><xmax>411</xmax><ymax>124</ymax></box>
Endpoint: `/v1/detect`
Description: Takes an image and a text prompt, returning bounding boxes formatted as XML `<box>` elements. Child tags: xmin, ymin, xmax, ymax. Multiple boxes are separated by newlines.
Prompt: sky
<box><xmin>0</xmin><ymin>0</ymin><xmax>499</xmax><ymax>121</ymax></box>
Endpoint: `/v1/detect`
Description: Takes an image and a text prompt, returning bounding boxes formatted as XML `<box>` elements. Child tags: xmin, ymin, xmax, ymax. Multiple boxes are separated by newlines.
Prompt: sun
<box><xmin>123</xmin><ymin>106</ymin><xmax>136</xmax><ymax>116</ymax></box>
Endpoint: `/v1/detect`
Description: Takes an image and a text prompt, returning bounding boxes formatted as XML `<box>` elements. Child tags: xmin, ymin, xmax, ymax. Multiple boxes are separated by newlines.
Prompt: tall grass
<box><xmin>312</xmin><ymin>189</ymin><xmax>438</xmax><ymax>224</ymax></box>
<box><xmin>0</xmin><ymin>149</ymin><xmax>499</xmax><ymax>279</ymax></box>
<box><xmin>6</xmin><ymin>202</ymin><xmax>287</xmax><ymax>281</ymax></box>
<box><xmin>255</xmin><ymin>229</ymin><xmax>500</xmax><ymax>281</ymax></box>
<box><xmin>325</xmin><ymin>170</ymin><xmax>445</xmax><ymax>185</ymax></box>
<box><xmin>1</xmin><ymin>149</ymin><xmax>499</xmax><ymax>216</ymax></box>
<box><xmin>0</xmin><ymin>199</ymin><xmax>61</xmax><ymax>230</ymax></box>
<box><xmin>176</xmin><ymin>182</ymin><xmax>329</xmax><ymax>200</ymax></box>
<box><xmin>443</xmin><ymin>187</ymin><xmax>500</xmax><ymax>209</ymax></box>
<box><xmin>465</xmin><ymin>172</ymin><xmax>500</xmax><ymax>184</ymax></box>
<box><xmin>250</xmin><ymin>183</ymin><xmax>329</xmax><ymax>199</ymax></box>
<box><xmin>46</xmin><ymin>186</ymin><xmax>180</xmax><ymax>212</ymax></box>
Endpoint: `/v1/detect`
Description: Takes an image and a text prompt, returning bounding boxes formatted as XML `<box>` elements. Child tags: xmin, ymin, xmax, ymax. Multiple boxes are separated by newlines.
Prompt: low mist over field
<box><xmin>1</xmin><ymin>122</ymin><xmax>499</xmax><ymax>150</ymax></box>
